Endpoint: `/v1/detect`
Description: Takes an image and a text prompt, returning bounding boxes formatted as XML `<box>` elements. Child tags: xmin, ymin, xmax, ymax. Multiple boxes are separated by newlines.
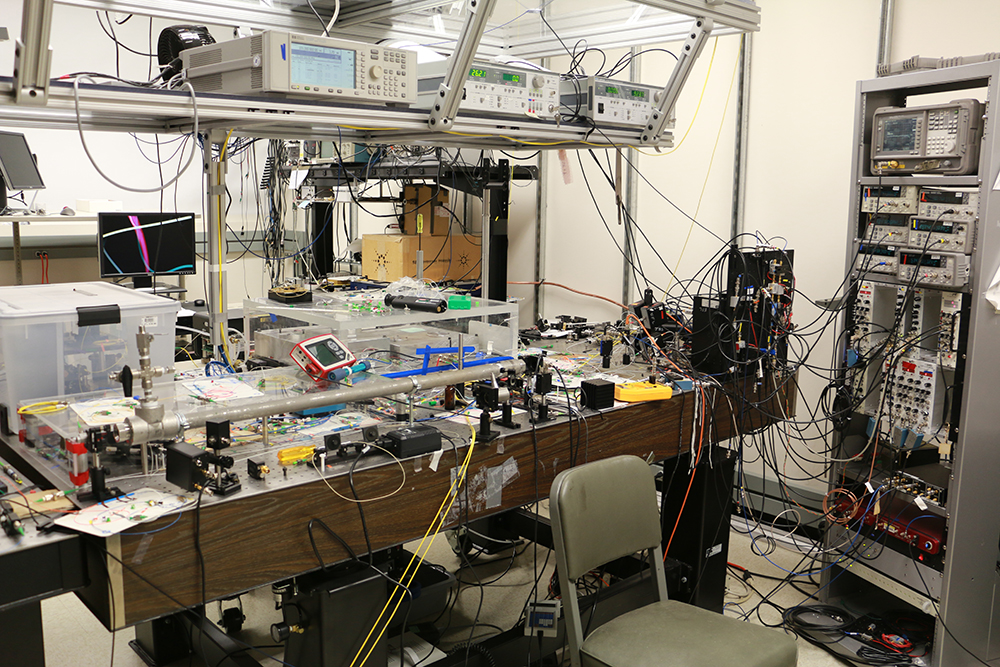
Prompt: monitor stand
<box><xmin>132</xmin><ymin>276</ymin><xmax>154</xmax><ymax>290</ymax></box>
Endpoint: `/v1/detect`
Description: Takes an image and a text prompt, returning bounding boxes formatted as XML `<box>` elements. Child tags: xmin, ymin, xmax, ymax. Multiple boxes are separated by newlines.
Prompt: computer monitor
<box><xmin>98</xmin><ymin>212</ymin><xmax>197</xmax><ymax>289</ymax></box>
<box><xmin>0</xmin><ymin>130</ymin><xmax>45</xmax><ymax>213</ymax></box>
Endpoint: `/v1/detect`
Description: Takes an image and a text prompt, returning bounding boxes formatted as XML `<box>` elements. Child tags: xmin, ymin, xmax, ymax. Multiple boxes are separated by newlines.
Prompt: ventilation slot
<box><xmin>195</xmin><ymin>73</ymin><xmax>223</xmax><ymax>92</ymax></box>
<box><xmin>189</xmin><ymin>50</ymin><xmax>222</xmax><ymax>69</ymax></box>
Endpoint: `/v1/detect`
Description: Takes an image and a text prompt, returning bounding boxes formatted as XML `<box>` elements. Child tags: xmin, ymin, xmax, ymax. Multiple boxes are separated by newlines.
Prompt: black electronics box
<box><xmin>284</xmin><ymin>567</ymin><xmax>389</xmax><ymax>667</ymax></box>
<box><xmin>385</xmin><ymin>424</ymin><xmax>442</xmax><ymax>458</ymax></box>
<box><xmin>646</xmin><ymin>303</ymin><xmax>680</xmax><ymax>333</ymax></box>
<box><xmin>165</xmin><ymin>442</ymin><xmax>209</xmax><ymax>492</ymax></box>
<box><xmin>267</xmin><ymin>287</ymin><xmax>313</xmax><ymax>304</ymax></box>
<box><xmin>580</xmin><ymin>379</ymin><xmax>615</xmax><ymax>410</ymax></box>
<box><xmin>690</xmin><ymin>295</ymin><xmax>733</xmax><ymax>376</ymax></box>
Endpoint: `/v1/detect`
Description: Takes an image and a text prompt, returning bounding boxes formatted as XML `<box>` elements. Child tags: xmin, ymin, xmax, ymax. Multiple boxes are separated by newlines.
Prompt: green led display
<box><xmin>469</xmin><ymin>68</ymin><xmax>487</xmax><ymax>78</ymax></box>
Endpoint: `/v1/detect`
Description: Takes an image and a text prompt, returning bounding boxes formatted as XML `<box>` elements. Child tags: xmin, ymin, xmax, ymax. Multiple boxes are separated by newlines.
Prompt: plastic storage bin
<box><xmin>0</xmin><ymin>282</ymin><xmax>178</xmax><ymax>429</ymax></box>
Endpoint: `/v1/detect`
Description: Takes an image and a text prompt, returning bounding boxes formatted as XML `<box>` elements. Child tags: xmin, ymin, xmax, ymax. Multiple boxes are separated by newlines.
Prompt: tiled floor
<box><xmin>40</xmin><ymin>526</ymin><xmax>847</xmax><ymax>666</ymax></box>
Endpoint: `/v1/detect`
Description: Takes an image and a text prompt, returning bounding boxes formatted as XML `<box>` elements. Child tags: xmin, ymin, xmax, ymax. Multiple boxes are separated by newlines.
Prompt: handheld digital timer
<box><xmin>289</xmin><ymin>334</ymin><xmax>357</xmax><ymax>380</ymax></box>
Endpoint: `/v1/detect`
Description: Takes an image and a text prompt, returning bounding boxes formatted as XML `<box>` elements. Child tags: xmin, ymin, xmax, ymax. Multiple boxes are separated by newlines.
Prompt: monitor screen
<box><xmin>882</xmin><ymin>116</ymin><xmax>918</xmax><ymax>153</ymax></box>
<box><xmin>0</xmin><ymin>130</ymin><xmax>44</xmax><ymax>190</ymax></box>
<box><xmin>98</xmin><ymin>212</ymin><xmax>197</xmax><ymax>278</ymax></box>
<box><xmin>290</xmin><ymin>42</ymin><xmax>356</xmax><ymax>89</ymax></box>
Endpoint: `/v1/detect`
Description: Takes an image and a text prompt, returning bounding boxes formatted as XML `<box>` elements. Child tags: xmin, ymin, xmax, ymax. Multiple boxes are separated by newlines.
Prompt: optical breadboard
<box><xmin>918</xmin><ymin>188</ymin><xmax>980</xmax><ymax>223</ymax></box>
<box><xmin>182</xmin><ymin>31</ymin><xmax>416</xmax><ymax>105</ymax></box>
<box><xmin>860</xmin><ymin>185</ymin><xmax>919</xmax><ymax>214</ymax></box>
<box><xmin>559</xmin><ymin>76</ymin><xmax>664</xmax><ymax>129</ymax></box>
<box><xmin>416</xmin><ymin>61</ymin><xmax>559</xmax><ymax>119</ymax></box>
<box><xmin>897</xmin><ymin>250</ymin><xmax>970</xmax><ymax>288</ymax></box>
<box><xmin>871</xmin><ymin>99</ymin><xmax>983</xmax><ymax>175</ymax></box>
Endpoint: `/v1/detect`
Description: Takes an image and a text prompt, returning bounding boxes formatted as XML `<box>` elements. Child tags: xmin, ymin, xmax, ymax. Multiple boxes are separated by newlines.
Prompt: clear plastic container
<box><xmin>0</xmin><ymin>282</ymin><xmax>178</xmax><ymax>428</ymax></box>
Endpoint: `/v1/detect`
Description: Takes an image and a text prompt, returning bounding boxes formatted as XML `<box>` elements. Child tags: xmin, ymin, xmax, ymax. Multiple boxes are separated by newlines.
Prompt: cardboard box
<box><xmin>362</xmin><ymin>234</ymin><xmax>480</xmax><ymax>282</ymax></box>
<box><xmin>401</xmin><ymin>184</ymin><xmax>451</xmax><ymax>236</ymax></box>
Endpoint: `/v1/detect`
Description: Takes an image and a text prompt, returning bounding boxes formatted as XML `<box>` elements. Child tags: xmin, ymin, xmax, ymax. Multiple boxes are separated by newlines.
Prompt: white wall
<box><xmin>534</xmin><ymin>0</ymin><xmax>1000</xmax><ymax>489</ymax></box>
<box><xmin>0</xmin><ymin>5</ymin><xmax>273</xmax><ymax>303</ymax></box>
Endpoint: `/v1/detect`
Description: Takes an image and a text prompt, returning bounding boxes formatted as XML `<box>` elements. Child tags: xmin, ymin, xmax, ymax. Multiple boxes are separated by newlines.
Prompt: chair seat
<box><xmin>580</xmin><ymin>600</ymin><xmax>797</xmax><ymax>667</ymax></box>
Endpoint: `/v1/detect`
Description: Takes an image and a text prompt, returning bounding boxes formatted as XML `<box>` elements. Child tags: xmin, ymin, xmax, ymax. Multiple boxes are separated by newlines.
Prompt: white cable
<box><xmin>324</xmin><ymin>0</ymin><xmax>341</xmax><ymax>34</ymax></box>
<box><xmin>228</xmin><ymin>327</ymin><xmax>249</xmax><ymax>360</ymax></box>
<box><xmin>73</xmin><ymin>76</ymin><xmax>199</xmax><ymax>193</ymax></box>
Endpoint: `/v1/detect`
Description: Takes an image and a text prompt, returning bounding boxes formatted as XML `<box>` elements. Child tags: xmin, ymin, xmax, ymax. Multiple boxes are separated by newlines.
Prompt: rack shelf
<box><xmin>0</xmin><ymin>77</ymin><xmax>660</xmax><ymax>149</ymax></box>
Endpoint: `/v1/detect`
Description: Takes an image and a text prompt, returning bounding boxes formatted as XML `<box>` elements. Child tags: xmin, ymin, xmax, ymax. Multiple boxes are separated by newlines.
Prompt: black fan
<box><xmin>156</xmin><ymin>25</ymin><xmax>215</xmax><ymax>81</ymax></box>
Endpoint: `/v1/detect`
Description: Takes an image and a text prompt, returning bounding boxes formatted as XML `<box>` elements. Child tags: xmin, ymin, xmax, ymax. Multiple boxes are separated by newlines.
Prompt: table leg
<box><xmin>0</xmin><ymin>600</ymin><xmax>45</xmax><ymax>666</ymax></box>
<box><xmin>12</xmin><ymin>220</ymin><xmax>23</xmax><ymax>285</ymax></box>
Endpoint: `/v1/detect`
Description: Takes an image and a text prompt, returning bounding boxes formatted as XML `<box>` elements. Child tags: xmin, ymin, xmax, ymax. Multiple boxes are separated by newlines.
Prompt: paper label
<box><xmin>914</xmin><ymin>496</ymin><xmax>928</xmax><ymax>510</ymax></box>
<box><xmin>429</xmin><ymin>449</ymin><xmax>443</xmax><ymax>472</ymax></box>
<box><xmin>141</xmin><ymin>316</ymin><xmax>158</xmax><ymax>327</ymax></box>
<box><xmin>558</xmin><ymin>150</ymin><xmax>573</xmax><ymax>184</ymax></box>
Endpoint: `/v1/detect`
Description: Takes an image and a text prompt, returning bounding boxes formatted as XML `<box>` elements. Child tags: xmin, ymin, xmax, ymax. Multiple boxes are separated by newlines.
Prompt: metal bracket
<box><xmin>13</xmin><ymin>0</ymin><xmax>54</xmax><ymax>105</ymax></box>
<box><xmin>641</xmin><ymin>17</ymin><xmax>714</xmax><ymax>145</ymax></box>
<box><xmin>428</xmin><ymin>0</ymin><xmax>498</xmax><ymax>131</ymax></box>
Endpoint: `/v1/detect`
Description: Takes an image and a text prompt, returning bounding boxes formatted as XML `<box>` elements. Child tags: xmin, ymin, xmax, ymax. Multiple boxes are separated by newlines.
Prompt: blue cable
<box><xmin>742</xmin><ymin>486</ymin><xmax>886</xmax><ymax>577</ymax></box>
<box><xmin>124</xmin><ymin>511</ymin><xmax>183</xmax><ymax>536</ymax></box>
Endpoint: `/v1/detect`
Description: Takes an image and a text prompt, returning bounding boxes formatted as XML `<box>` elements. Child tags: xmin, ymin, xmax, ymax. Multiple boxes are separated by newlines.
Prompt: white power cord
<box><xmin>73</xmin><ymin>75</ymin><xmax>199</xmax><ymax>193</ymax></box>
<box><xmin>324</xmin><ymin>0</ymin><xmax>341</xmax><ymax>34</ymax></box>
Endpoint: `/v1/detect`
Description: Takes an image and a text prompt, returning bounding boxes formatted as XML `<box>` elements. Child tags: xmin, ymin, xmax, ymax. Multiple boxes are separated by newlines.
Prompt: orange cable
<box><xmin>664</xmin><ymin>383</ymin><xmax>707</xmax><ymax>556</ymax></box>
<box><xmin>507</xmin><ymin>280</ymin><xmax>627</xmax><ymax>310</ymax></box>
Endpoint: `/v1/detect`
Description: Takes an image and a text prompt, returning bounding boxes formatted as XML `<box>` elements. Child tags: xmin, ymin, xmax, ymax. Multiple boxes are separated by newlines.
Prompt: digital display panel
<box><xmin>98</xmin><ymin>213</ymin><xmax>196</xmax><ymax>277</ymax></box>
<box><xmin>632</xmin><ymin>90</ymin><xmax>646</xmax><ymax>98</ymax></box>
<box><xmin>872</xmin><ymin>216</ymin><xmax>908</xmax><ymax>228</ymax></box>
<box><xmin>921</xmin><ymin>190</ymin><xmax>969</xmax><ymax>204</ymax></box>
<box><xmin>606</xmin><ymin>86</ymin><xmax>620</xmax><ymax>95</ymax></box>
<box><xmin>306</xmin><ymin>340</ymin><xmax>345</xmax><ymax>366</ymax></box>
<box><xmin>865</xmin><ymin>186</ymin><xmax>903</xmax><ymax>198</ymax></box>
<box><xmin>882</xmin><ymin>116</ymin><xmax>919</xmax><ymax>152</ymax></box>
<box><xmin>465</xmin><ymin>67</ymin><xmax>525</xmax><ymax>87</ymax></box>
<box><xmin>859</xmin><ymin>244</ymin><xmax>896</xmax><ymax>257</ymax></box>
<box><xmin>912</xmin><ymin>219</ymin><xmax>954</xmax><ymax>233</ymax></box>
<box><xmin>900</xmin><ymin>252</ymin><xmax>944</xmax><ymax>267</ymax></box>
<box><xmin>290</xmin><ymin>43</ymin><xmax>356</xmax><ymax>89</ymax></box>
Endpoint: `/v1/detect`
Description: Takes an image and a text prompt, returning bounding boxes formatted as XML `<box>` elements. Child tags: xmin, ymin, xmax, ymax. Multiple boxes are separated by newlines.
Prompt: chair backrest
<box><xmin>550</xmin><ymin>455</ymin><xmax>662</xmax><ymax>580</ymax></box>
<box><xmin>550</xmin><ymin>455</ymin><xmax>668</xmax><ymax>667</ymax></box>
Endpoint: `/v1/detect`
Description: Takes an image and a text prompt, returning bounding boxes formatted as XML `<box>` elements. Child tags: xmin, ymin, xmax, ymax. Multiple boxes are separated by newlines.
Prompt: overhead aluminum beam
<box><xmin>428</xmin><ymin>0</ymin><xmax>498</xmax><ymax>130</ymax></box>
<box><xmin>56</xmin><ymin>0</ymin><xmax>320</xmax><ymax>33</ymax></box>
<box><xmin>14</xmin><ymin>0</ymin><xmax>54</xmax><ymax>105</ymax></box>
<box><xmin>52</xmin><ymin>0</ymin><xmax>505</xmax><ymax>55</ymax></box>
<box><xmin>332</xmin><ymin>0</ymin><xmax>456</xmax><ymax>28</ymax></box>
<box><xmin>629</xmin><ymin>0</ymin><xmax>759</xmax><ymax>32</ymax></box>
<box><xmin>642</xmin><ymin>16</ymin><xmax>713</xmax><ymax>144</ymax></box>
<box><xmin>503</xmin><ymin>5</ymin><xmax>741</xmax><ymax>60</ymax></box>
<box><xmin>0</xmin><ymin>79</ymin><xmax>668</xmax><ymax>149</ymax></box>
